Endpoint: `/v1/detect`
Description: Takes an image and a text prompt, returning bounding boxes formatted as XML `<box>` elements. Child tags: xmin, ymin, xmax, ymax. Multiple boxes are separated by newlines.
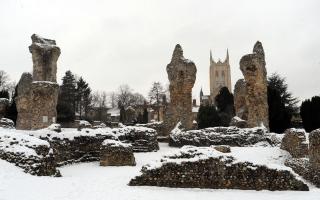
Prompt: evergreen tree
<box><xmin>267</xmin><ymin>73</ymin><xmax>298</xmax><ymax>133</ymax></box>
<box><xmin>301</xmin><ymin>96</ymin><xmax>320</xmax><ymax>132</ymax></box>
<box><xmin>57</xmin><ymin>70</ymin><xmax>76</xmax><ymax>122</ymax></box>
<box><xmin>197</xmin><ymin>104</ymin><xmax>220</xmax><ymax>129</ymax></box>
<box><xmin>268</xmin><ymin>86</ymin><xmax>291</xmax><ymax>133</ymax></box>
<box><xmin>75</xmin><ymin>77</ymin><xmax>92</xmax><ymax>119</ymax></box>
<box><xmin>0</xmin><ymin>90</ymin><xmax>9</xmax><ymax>99</ymax></box>
<box><xmin>143</xmin><ymin>107</ymin><xmax>148</xmax><ymax>123</ymax></box>
<box><xmin>214</xmin><ymin>87</ymin><xmax>235</xmax><ymax>126</ymax></box>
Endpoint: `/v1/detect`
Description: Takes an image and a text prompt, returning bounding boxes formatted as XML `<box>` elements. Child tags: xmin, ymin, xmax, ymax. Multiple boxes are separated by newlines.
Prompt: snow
<box><xmin>0</xmin><ymin>128</ymin><xmax>50</xmax><ymax>157</ymax></box>
<box><xmin>1</xmin><ymin>143</ymin><xmax>320</xmax><ymax>200</ymax></box>
<box><xmin>233</xmin><ymin>116</ymin><xmax>245</xmax><ymax>122</ymax></box>
<box><xmin>28</xmin><ymin>127</ymin><xmax>115</xmax><ymax>141</ymax></box>
<box><xmin>107</xmin><ymin>107</ymin><xmax>120</xmax><ymax>117</ymax></box>
<box><xmin>79</xmin><ymin>120</ymin><xmax>91</xmax><ymax>126</ymax></box>
<box><xmin>32</xmin><ymin>81</ymin><xmax>58</xmax><ymax>85</ymax></box>
<box><xmin>102</xmin><ymin>139</ymin><xmax>132</xmax><ymax>148</ymax></box>
<box><xmin>0</xmin><ymin>98</ymin><xmax>9</xmax><ymax>103</ymax></box>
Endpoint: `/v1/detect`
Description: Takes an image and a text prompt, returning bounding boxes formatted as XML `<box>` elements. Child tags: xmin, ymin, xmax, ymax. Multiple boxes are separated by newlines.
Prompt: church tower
<box><xmin>209</xmin><ymin>49</ymin><xmax>232</xmax><ymax>101</ymax></box>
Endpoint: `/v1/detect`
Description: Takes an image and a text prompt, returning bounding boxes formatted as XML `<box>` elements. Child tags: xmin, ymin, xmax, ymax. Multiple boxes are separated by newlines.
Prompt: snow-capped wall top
<box><xmin>31</xmin><ymin>34</ymin><xmax>56</xmax><ymax>45</ymax></box>
<box><xmin>0</xmin><ymin>128</ymin><xmax>50</xmax><ymax>157</ymax></box>
<box><xmin>102</xmin><ymin>139</ymin><xmax>132</xmax><ymax>148</ymax></box>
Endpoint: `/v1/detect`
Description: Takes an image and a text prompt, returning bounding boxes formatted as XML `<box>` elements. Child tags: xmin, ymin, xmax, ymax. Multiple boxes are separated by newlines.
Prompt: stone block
<box><xmin>100</xmin><ymin>139</ymin><xmax>136</xmax><ymax>166</ymax></box>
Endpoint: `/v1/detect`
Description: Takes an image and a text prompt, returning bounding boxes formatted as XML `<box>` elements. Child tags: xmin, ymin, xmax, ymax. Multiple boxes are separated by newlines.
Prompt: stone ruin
<box><xmin>16</xmin><ymin>34</ymin><xmax>60</xmax><ymax>130</ymax></box>
<box><xmin>281</xmin><ymin>128</ymin><xmax>320</xmax><ymax>187</ymax></box>
<box><xmin>100</xmin><ymin>139</ymin><xmax>136</xmax><ymax>166</ymax></box>
<box><xmin>129</xmin><ymin>146</ymin><xmax>308</xmax><ymax>191</ymax></box>
<box><xmin>233</xmin><ymin>79</ymin><xmax>247</xmax><ymax>122</ymax></box>
<box><xmin>234</xmin><ymin>41</ymin><xmax>269</xmax><ymax>129</ymax></box>
<box><xmin>280</xmin><ymin>128</ymin><xmax>308</xmax><ymax>158</ymax></box>
<box><xmin>163</xmin><ymin>44</ymin><xmax>197</xmax><ymax>135</ymax></box>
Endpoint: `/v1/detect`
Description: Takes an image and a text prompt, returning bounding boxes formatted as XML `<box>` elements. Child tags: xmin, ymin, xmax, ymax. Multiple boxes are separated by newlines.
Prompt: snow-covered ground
<box><xmin>1</xmin><ymin>143</ymin><xmax>319</xmax><ymax>200</ymax></box>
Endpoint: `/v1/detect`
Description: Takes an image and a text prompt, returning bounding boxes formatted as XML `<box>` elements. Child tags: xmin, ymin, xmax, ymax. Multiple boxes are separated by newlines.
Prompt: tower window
<box><xmin>215</xmin><ymin>71</ymin><xmax>219</xmax><ymax>77</ymax></box>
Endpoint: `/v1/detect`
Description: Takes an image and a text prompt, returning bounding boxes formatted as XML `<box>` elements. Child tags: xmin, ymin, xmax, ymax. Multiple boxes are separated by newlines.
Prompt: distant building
<box><xmin>200</xmin><ymin>49</ymin><xmax>232</xmax><ymax>105</ymax></box>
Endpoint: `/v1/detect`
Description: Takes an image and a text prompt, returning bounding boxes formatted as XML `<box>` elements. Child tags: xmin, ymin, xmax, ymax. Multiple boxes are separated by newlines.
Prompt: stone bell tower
<box><xmin>209</xmin><ymin>49</ymin><xmax>232</xmax><ymax>101</ymax></box>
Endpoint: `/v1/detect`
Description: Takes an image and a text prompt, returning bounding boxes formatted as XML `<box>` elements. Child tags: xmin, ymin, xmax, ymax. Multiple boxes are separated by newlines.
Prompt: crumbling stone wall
<box><xmin>234</xmin><ymin>41</ymin><xmax>269</xmax><ymax>129</ymax></box>
<box><xmin>136</xmin><ymin>121</ymin><xmax>165</xmax><ymax>136</ymax></box>
<box><xmin>169</xmin><ymin>125</ymin><xmax>274</xmax><ymax>147</ymax></box>
<box><xmin>30</xmin><ymin>82</ymin><xmax>59</xmax><ymax>129</ymax></box>
<box><xmin>100</xmin><ymin>139</ymin><xmax>136</xmax><ymax>166</ymax></box>
<box><xmin>16</xmin><ymin>73</ymin><xmax>33</xmax><ymax>130</ymax></box>
<box><xmin>163</xmin><ymin>44</ymin><xmax>197</xmax><ymax>135</ymax></box>
<box><xmin>309</xmin><ymin>129</ymin><xmax>320</xmax><ymax>172</ymax></box>
<box><xmin>0</xmin><ymin>131</ymin><xmax>60</xmax><ymax>176</ymax></box>
<box><xmin>130</xmin><ymin>147</ymin><xmax>308</xmax><ymax>191</ymax></box>
<box><xmin>280</xmin><ymin>128</ymin><xmax>308</xmax><ymax>158</ymax></box>
<box><xmin>283</xmin><ymin>128</ymin><xmax>320</xmax><ymax>187</ymax></box>
<box><xmin>233</xmin><ymin>79</ymin><xmax>248</xmax><ymax>121</ymax></box>
<box><xmin>30</xmin><ymin>126</ymin><xmax>158</xmax><ymax>165</ymax></box>
<box><xmin>16</xmin><ymin>34</ymin><xmax>60</xmax><ymax>130</ymax></box>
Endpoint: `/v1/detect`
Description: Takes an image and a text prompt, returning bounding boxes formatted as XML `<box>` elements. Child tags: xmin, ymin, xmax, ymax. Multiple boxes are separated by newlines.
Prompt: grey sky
<box><xmin>0</xmin><ymin>0</ymin><xmax>319</xmax><ymax>102</ymax></box>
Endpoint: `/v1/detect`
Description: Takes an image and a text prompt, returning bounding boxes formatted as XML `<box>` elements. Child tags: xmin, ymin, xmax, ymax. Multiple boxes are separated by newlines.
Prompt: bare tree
<box><xmin>108</xmin><ymin>92</ymin><xmax>117</xmax><ymax>108</ymax></box>
<box><xmin>92</xmin><ymin>91</ymin><xmax>107</xmax><ymax>108</ymax></box>
<box><xmin>0</xmin><ymin>70</ymin><xmax>10</xmax><ymax>91</ymax></box>
<box><xmin>148</xmin><ymin>82</ymin><xmax>165</xmax><ymax>120</ymax></box>
<box><xmin>132</xmin><ymin>92</ymin><xmax>146</xmax><ymax>106</ymax></box>
<box><xmin>116</xmin><ymin>84</ymin><xmax>134</xmax><ymax>108</ymax></box>
<box><xmin>91</xmin><ymin>91</ymin><xmax>108</xmax><ymax>121</ymax></box>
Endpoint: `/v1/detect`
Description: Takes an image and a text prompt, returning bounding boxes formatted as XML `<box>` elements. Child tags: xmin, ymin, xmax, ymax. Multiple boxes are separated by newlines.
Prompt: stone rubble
<box><xmin>169</xmin><ymin>124</ymin><xmax>276</xmax><ymax>147</ymax></box>
<box><xmin>280</xmin><ymin>128</ymin><xmax>308</xmax><ymax>158</ymax></box>
<box><xmin>0</xmin><ymin>128</ymin><xmax>60</xmax><ymax>176</ymax></box>
<box><xmin>129</xmin><ymin>146</ymin><xmax>308</xmax><ymax>191</ymax></box>
<box><xmin>100</xmin><ymin>139</ymin><xmax>136</xmax><ymax>166</ymax></box>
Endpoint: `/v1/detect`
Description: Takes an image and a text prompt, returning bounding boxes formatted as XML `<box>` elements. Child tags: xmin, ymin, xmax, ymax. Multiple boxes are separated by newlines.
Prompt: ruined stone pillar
<box><xmin>233</xmin><ymin>78</ymin><xmax>248</xmax><ymax>121</ymax></box>
<box><xmin>29</xmin><ymin>34</ymin><xmax>60</xmax><ymax>82</ymax></box>
<box><xmin>16</xmin><ymin>73</ymin><xmax>33</xmax><ymax>130</ymax></box>
<box><xmin>239</xmin><ymin>41</ymin><xmax>269</xmax><ymax>129</ymax></box>
<box><xmin>30</xmin><ymin>82</ymin><xmax>59</xmax><ymax>129</ymax></box>
<box><xmin>16</xmin><ymin>34</ymin><xmax>60</xmax><ymax>130</ymax></box>
<box><xmin>163</xmin><ymin>44</ymin><xmax>197</xmax><ymax>135</ymax></box>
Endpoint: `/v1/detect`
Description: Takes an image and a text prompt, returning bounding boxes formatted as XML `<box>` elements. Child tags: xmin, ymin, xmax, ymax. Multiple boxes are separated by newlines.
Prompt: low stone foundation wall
<box><xmin>169</xmin><ymin>124</ymin><xmax>276</xmax><ymax>147</ymax></box>
<box><xmin>0</xmin><ymin>128</ymin><xmax>60</xmax><ymax>176</ymax></box>
<box><xmin>29</xmin><ymin>126</ymin><xmax>158</xmax><ymax>165</ymax></box>
<box><xmin>100</xmin><ymin>139</ymin><xmax>135</xmax><ymax>166</ymax></box>
<box><xmin>280</xmin><ymin>128</ymin><xmax>308</xmax><ymax>158</ymax></box>
<box><xmin>136</xmin><ymin>121</ymin><xmax>166</xmax><ymax>136</ymax></box>
<box><xmin>113</xmin><ymin>126</ymin><xmax>159</xmax><ymax>152</ymax></box>
<box><xmin>130</xmin><ymin>146</ymin><xmax>308</xmax><ymax>191</ymax></box>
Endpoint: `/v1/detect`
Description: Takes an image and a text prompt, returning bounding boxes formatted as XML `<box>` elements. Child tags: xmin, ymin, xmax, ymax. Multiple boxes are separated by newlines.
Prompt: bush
<box><xmin>197</xmin><ymin>104</ymin><xmax>221</xmax><ymax>129</ymax></box>
<box><xmin>300</xmin><ymin>96</ymin><xmax>320</xmax><ymax>132</ymax></box>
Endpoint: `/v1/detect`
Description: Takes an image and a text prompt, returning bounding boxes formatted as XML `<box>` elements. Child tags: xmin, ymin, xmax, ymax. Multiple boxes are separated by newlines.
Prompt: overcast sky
<box><xmin>0</xmin><ymin>0</ymin><xmax>319</xmax><ymax>103</ymax></box>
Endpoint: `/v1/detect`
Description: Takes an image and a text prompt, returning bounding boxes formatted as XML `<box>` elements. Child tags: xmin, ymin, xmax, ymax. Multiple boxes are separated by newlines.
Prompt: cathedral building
<box><xmin>200</xmin><ymin>49</ymin><xmax>232</xmax><ymax>105</ymax></box>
